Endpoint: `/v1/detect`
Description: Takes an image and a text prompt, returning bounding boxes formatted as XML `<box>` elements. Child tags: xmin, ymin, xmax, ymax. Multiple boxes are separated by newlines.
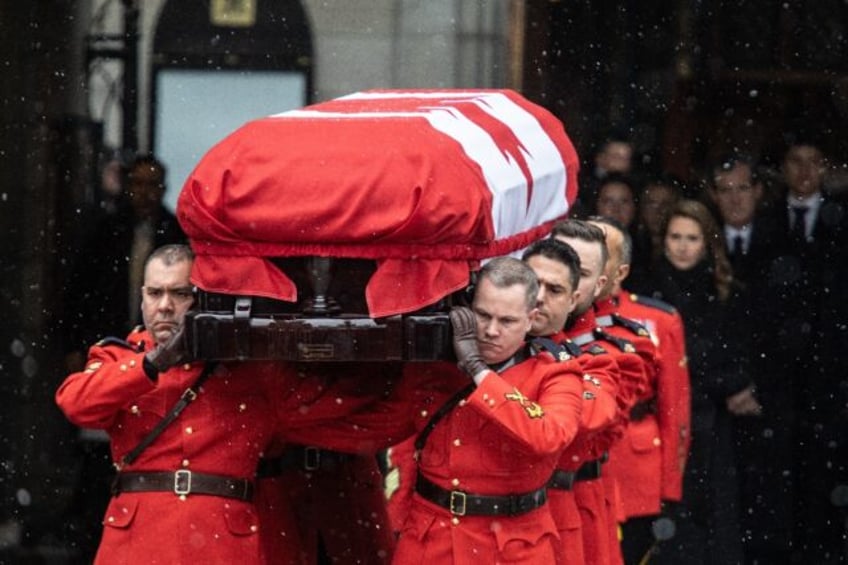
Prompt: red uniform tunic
<box><xmin>268</xmin><ymin>447</ymin><xmax>394</xmax><ymax>565</ymax></box>
<box><xmin>55</xmin><ymin>329</ymin><xmax>284</xmax><ymax>565</ymax></box>
<box><xmin>609</xmin><ymin>292</ymin><xmax>691</xmax><ymax>514</ymax></box>
<box><xmin>594</xmin><ymin>296</ymin><xmax>661</xmax><ymax>565</ymax></box>
<box><xmin>380</xmin><ymin>343</ymin><xmax>614</xmax><ymax>551</ymax></box>
<box><xmin>341</xmin><ymin>351</ymin><xmax>587</xmax><ymax>564</ymax></box>
<box><xmin>254</xmin><ymin>440</ymin><xmax>309</xmax><ymax>564</ymax></box>
<box><xmin>594</xmin><ymin>296</ymin><xmax>657</xmax><ymax>410</ymax></box>
<box><xmin>561</xmin><ymin>309</ymin><xmax>647</xmax><ymax>565</ymax></box>
<box><xmin>255</xmin><ymin>364</ymin><xmax>401</xmax><ymax>564</ymax></box>
<box><xmin>545</xmin><ymin>332</ymin><xmax>619</xmax><ymax>565</ymax></box>
<box><xmin>384</xmin><ymin>435</ymin><xmax>418</xmax><ymax>535</ymax></box>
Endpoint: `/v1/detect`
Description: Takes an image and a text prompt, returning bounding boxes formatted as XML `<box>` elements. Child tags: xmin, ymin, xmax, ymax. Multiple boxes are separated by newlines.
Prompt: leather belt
<box><xmin>547</xmin><ymin>456</ymin><xmax>604</xmax><ymax>491</ymax></box>
<box><xmin>630</xmin><ymin>397</ymin><xmax>658</xmax><ymax>422</ymax></box>
<box><xmin>112</xmin><ymin>471</ymin><xmax>253</xmax><ymax>502</ymax></box>
<box><xmin>415</xmin><ymin>474</ymin><xmax>547</xmax><ymax>517</ymax></box>
<box><xmin>256</xmin><ymin>446</ymin><xmax>353</xmax><ymax>478</ymax></box>
<box><xmin>576</xmin><ymin>458</ymin><xmax>603</xmax><ymax>481</ymax></box>
<box><xmin>547</xmin><ymin>469</ymin><xmax>576</xmax><ymax>490</ymax></box>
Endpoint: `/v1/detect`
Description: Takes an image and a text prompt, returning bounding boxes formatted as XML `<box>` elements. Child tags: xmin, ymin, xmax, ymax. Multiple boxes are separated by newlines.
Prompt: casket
<box><xmin>177</xmin><ymin>89</ymin><xmax>579</xmax><ymax>361</ymax></box>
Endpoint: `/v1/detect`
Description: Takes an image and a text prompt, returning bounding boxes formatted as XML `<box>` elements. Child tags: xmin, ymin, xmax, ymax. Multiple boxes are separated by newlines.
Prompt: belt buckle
<box><xmin>174</xmin><ymin>470</ymin><xmax>192</xmax><ymax>496</ymax></box>
<box><xmin>303</xmin><ymin>447</ymin><xmax>320</xmax><ymax>471</ymax></box>
<box><xmin>449</xmin><ymin>491</ymin><xmax>467</xmax><ymax>516</ymax></box>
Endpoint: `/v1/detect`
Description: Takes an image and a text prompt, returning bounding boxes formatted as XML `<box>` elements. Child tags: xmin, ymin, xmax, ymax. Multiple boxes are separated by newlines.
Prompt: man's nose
<box><xmin>157</xmin><ymin>293</ymin><xmax>175</xmax><ymax>311</ymax></box>
<box><xmin>484</xmin><ymin>318</ymin><xmax>499</xmax><ymax>336</ymax></box>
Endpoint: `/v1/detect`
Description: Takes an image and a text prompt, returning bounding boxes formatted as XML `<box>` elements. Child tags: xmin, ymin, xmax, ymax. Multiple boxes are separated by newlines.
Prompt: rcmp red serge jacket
<box><xmin>559</xmin><ymin>309</ymin><xmax>637</xmax><ymax>464</ymax></box>
<box><xmin>549</xmin><ymin>330</ymin><xmax>619</xmax><ymax>437</ymax></box>
<box><xmin>339</xmin><ymin>351</ymin><xmax>585</xmax><ymax>564</ymax></box>
<box><xmin>545</xmin><ymin>329</ymin><xmax>620</xmax><ymax>565</ymax></box>
<box><xmin>594</xmin><ymin>296</ymin><xmax>658</xmax><ymax>409</ymax></box>
<box><xmin>253</xmin><ymin>364</ymin><xmax>401</xmax><ymax>564</ymax></box>
<box><xmin>55</xmin><ymin>328</ymin><xmax>283</xmax><ymax>565</ymax></box>
<box><xmin>55</xmin><ymin>329</ymin><xmax>392</xmax><ymax>565</ymax></box>
<box><xmin>611</xmin><ymin>291</ymin><xmax>691</xmax><ymax>509</ymax></box>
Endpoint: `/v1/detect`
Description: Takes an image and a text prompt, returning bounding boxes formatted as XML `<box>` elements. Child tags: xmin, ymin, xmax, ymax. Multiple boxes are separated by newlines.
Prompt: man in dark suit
<box><xmin>707</xmin><ymin>154</ymin><xmax>775</xmax><ymax>285</ymax></box>
<box><xmin>758</xmin><ymin>137</ymin><xmax>848</xmax><ymax>562</ymax></box>
<box><xmin>707</xmin><ymin>153</ymin><xmax>796</xmax><ymax>563</ymax></box>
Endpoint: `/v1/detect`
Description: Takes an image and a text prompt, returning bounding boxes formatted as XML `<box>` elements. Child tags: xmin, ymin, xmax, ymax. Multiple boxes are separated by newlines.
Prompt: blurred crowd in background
<box><xmin>573</xmin><ymin>129</ymin><xmax>848</xmax><ymax>563</ymax></box>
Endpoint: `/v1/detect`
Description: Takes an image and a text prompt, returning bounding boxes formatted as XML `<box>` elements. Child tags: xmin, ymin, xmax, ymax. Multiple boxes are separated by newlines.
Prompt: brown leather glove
<box><xmin>145</xmin><ymin>325</ymin><xmax>191</xmax><ymax>373</ymax></box>
<box><xmin>449</xmin><ymin>306</ymin><xmax>488</xmax><ymax>377</ymax></box>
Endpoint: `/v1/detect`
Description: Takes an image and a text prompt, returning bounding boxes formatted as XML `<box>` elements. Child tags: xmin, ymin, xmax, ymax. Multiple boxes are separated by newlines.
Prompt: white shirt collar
<box><xmin>786</xmin><ymin>192</ymin><xmax>822</xmax><ymax>240</ymax></box>
<box><xmin>724</xmin><ymin>223</ymin><xmax>753</xmax><ymax>238</ymax></box>
<box><xmin>787</xmin><ymin>191</ymin><xmax>823</xmax><ymax>213</ymax></box>
<box><xmin>724</xmin><ymin>224</ymin><xmax>751</xmax><ymax>253</ymax></box>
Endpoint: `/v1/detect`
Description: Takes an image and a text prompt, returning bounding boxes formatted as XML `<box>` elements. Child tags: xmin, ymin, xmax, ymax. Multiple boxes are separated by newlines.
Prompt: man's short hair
<box><xmin>129</xmin><ymin>153</ymin><xmax>167</xmax><ymax>184</ymax></box>
<box><xmin>587</xmin><ymin>215</ymin><xmax>632</xmax><ymax>265</ymax></box>
<box><xmin>782</xmin><ymin>128</ymin><xmax>826</xmax><ymax>157</ymax></box>
<box><xmin>597</xmin><ymin>172</ymin><xmax>639</xmax><ymax>201</ymax></box>
<box><xmin>521</xmin><ymin>238</ymin><xmax>581</xmax><ymax>291</ymax></box>
<box><xmin>549</xmin><ymin>219</ymin><xmax>609</xmax><ymax>268</ymax></box>
<box><xmin>145</xmin><ymin>244</ymin><xmax>194</xmax><ymax>270</ymax></box>
<box><xmin>598</xmin><ymin>128</ymin><xmax>632</xmax><ymax>150</ymax></box>
<box><xmin>478</xmin><ymin>256</ymin><xmax>539</xmax><ymax>311</ymax></box>
<box><xmin>710</xmin><ymin>153</ymin><xmax>759</xmax><ymax>186</ymax></box>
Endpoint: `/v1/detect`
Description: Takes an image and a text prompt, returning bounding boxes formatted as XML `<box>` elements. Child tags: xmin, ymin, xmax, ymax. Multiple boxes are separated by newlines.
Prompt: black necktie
<box><xmin>791</xmin><ymin>206</ymin><xmax>807</xmax><ymax>241</ymax></box>
<box><xmin>731</xmin><ymin>234</ymin><xmax>744</xmax><ymax>257</ymax></box>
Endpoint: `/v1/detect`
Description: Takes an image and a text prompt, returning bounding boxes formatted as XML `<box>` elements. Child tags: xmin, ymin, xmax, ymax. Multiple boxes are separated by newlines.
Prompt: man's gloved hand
<box><xmin>145</xmin><ymin>325</ymin><xmax>191</xmax><ymax>373</ymax></box>
<box><xmin>449</xmin><ymin>306</ymin><xmax>488</xmax><ymax>377</ymax></box>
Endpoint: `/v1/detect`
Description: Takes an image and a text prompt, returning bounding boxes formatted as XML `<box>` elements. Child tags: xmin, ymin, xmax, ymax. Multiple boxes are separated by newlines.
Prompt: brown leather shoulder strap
<box><xmin>414</xmin><ymin>382</ymin><xmax>475</xmax><ymax>452</ymax></box>
<box><xmin>119</xmin><ymin>361</ymin><xmax>217</xmax><ymax>469</ymax></box>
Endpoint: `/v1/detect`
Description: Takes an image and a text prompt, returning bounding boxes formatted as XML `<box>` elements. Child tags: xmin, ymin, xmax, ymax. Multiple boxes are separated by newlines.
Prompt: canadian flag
<box><xmin>178</xmin><ymin>89</ymin><xmax>579</xmax><ymax>317</ymax></box>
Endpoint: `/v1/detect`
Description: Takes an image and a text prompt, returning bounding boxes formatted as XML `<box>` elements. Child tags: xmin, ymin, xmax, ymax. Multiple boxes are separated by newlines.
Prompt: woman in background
<box><xmin>635</xmin><ymin>199</ymin><xmax>759</xmax><ymax>565</ymax></box>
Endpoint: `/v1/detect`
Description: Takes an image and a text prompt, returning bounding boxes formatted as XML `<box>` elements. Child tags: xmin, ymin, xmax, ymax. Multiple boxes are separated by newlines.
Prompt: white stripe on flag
<box><xmin>271</xmin><ymin>92</ymin><xmax>568</xmax><ymax>241</ymax></box>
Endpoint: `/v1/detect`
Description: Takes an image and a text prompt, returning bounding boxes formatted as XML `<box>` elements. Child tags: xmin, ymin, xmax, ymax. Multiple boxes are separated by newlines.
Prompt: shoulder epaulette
<box><xmin>95</xmin><ymin>336</ymin><xmax>142</xmax><ymax>352</ymax></box>
<box><xmin>560</xmin><ymin>339</ymin><xmax>582</xmax><ymax>358</ymax></box>
<box><xmin>593</xmin><ymin>328</ymin><xmax>637</xmax><ymax>354</ymax></box>
<box><xmin>611</xmin><ymin>313</ymin><xmax>652</xmax><ymax>338</ymax></box>
<box><xmin>583</xmin><ymin>343</ymin><xmax>607</xmax><ymax>356</ymax></box>
<box><xmin>629</xmin><ymin>293</ymin><xmax>677</xmax><ymax>315</ymax></box>
<box><xmin>530</xmin><ymin>336</ymin><xmax>575</xmax><ymax>362</ymax></box>
<box><xmin>570</xmin><ymin>331</ymin><xmax>596</xmax><ymax>347</ymax></box>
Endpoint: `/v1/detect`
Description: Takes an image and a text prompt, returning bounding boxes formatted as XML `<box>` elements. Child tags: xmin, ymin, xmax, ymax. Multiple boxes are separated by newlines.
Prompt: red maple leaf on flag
<box><xmin>448</xmin><ymin>97</ymin><xmax>535</xmax><ymax>212</ymax></box>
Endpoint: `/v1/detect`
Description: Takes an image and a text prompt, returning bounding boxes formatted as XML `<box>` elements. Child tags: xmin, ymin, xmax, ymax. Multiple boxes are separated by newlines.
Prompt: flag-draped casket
<box><xmin>177</xmin><ymin>89</ymin><xmax>579</xmax><ymax>361</ymax></box>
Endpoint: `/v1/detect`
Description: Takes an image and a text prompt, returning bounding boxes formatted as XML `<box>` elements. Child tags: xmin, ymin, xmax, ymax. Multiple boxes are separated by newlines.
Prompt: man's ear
<box><xmin>526</xmin><ymin>307</ymin><xmax>539</xmax><ymax>331</ymax></box>
<box><xmin>617</xmin><ymin>264</ymin><xmax>631</xmax><ymax>285</ymax></box>
<box><xmin>593</xmin><ymin>274</ymin><xmax>608</xmax><ymax>299</ymax></box>
<box><xmin>572</xmin><ymin>289</ymin><xmax>583</xmax><ymax>309</ymax></box>
<box><xmin>566</xmin><ymin>291</ymin><xmax>579</xmax><ymax>315</ymax></box>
